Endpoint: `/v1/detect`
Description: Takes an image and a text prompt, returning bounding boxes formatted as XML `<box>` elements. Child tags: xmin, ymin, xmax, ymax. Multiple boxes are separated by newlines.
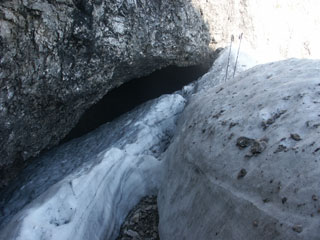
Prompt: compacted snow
<box><xmin>158</xmin><ymin>58</ymin><xmax>320</xmax><ymax>239</ymax></box>
<box><xmin>0</xmin><ymin>93</ymin><xmax>186</xmax><ymax>240</ymax></box>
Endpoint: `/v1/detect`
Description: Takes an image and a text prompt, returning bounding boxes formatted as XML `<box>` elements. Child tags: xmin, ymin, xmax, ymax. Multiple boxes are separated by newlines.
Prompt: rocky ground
<box><xmin>116</xmin><ymin>196</ymin><xmax>159</xmax><ymax>240</ymax></box>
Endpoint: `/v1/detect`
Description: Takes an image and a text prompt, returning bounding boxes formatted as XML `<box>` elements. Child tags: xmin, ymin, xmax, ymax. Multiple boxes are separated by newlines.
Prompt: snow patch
<box><xmin>0</xmin><ymin>94</ymin><xmax>186</xmax><ymax>240</ymax></box>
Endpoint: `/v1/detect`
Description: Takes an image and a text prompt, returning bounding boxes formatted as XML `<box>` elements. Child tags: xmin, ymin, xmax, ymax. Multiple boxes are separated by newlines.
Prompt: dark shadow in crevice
<box><xmin>62</xmin><ymin>64</ymin><xmax>210</xmax><ymax>142</ymax></box>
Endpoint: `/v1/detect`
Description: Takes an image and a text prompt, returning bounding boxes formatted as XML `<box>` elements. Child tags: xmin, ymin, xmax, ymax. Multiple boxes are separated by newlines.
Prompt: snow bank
<box><xmin>158</xmin><ymin>58</ymin><xmax>320</xmax><ymax>239</ymax></box>
<box><xmin>0</xmin><ymin>94</ymin><xmax>186</xmax><ymax>240</ymax></box>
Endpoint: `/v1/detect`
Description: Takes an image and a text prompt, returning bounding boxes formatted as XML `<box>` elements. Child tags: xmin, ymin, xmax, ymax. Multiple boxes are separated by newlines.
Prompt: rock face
<box><xmin>2</xmin><ymin>0</ymin><xmax>320</xmax><ymax>188</ymax></box>
<box><xmin>0</xmin><ymin>0</ymin><xmax>211</xmax><ymax>185</ymax></box>
<box><xmin>0</xmin><ymin>93</ymin><xmax>186</xmax><ymax>240</ymax></box>
<box><xmin>158</xmin><ymin>58</ymin><xmax>320</xmax><ymax>239</ymax></box>
<box><xmin>193</xmin><ymin>0</ymin><xmax>320</xmax><ymax>62</ymax></box>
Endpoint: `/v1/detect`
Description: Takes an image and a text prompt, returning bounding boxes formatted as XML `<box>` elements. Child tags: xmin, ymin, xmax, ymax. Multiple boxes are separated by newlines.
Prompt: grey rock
<box><xmin>250</xmin><ymin>139</ymin><xmax>267</xmax><ymax>155</ymax></box>
<box><xmin>291</xmin><ymin>133</ymin><xmax>302</xmax><ymax>141</ymax></box>
<box><xmin>0</xmin><ymin>0</ymin><xmax>212</xmax><ymax>186</ymax></box>
<box><xmin>158</xmin><ymin>58</ymin><xmax>320</xmax><ymax>240</ymax></box>
<box><xmin>237</xmin><ymin>168</ymin><xmax>247</xmax><ymax>179</ymax></box>
<box><xmin>236</xmin><ymin>136</ymin><xmax>254</xmax><ymax>149</ymax></box>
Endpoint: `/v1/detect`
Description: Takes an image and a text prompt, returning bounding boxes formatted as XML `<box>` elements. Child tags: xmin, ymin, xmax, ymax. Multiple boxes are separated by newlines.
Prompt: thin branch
<box><xmin>225</xmin><ymin>35</ymin><xmax>234</xmax><ymax>82</ymax></box>
<box><xmin>233</xmin><ymin>33</ymin><xmax>243</xmax><ymax>79</ymax></box>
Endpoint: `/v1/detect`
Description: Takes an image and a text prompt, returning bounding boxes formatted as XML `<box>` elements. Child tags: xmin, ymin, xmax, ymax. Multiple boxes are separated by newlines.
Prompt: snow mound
<box><xmin>0</xmin><ymin>94</ymin><xmax>186</xmax><ymax>240</ymax></box>
<box><xmin>158</xmin><ymin>58</ymin><xmax>320</xmax><ymax>240</ymax></box>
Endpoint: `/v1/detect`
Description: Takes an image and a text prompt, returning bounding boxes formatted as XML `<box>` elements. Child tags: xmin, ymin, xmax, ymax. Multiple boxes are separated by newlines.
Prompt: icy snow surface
<box><xmin>158</xmin><ymin>58</ymin><xmax>320</xmax><ymax>239</ymax></box>
<box><xmin>0</xmin><ymin>93</ymin><xmax>186</xmax><ymax>240</ymax></box>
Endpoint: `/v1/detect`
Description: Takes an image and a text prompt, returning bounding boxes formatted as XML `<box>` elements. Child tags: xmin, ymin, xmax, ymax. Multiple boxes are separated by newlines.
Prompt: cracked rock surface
<box><xmin>158</xmin><ymin>57</ymin><xmax>320</xmax><ymax>239</ymax></box>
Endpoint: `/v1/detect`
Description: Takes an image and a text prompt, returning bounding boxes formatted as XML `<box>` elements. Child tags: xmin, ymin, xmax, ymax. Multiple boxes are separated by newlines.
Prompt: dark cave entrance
<box><xmin>63</xmin><ymin>64</ymin><xmax>210</xmax><ymax>142</ymax></box>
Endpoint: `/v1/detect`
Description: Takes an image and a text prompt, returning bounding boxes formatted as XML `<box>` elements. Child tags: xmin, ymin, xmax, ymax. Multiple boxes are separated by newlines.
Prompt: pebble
<box><xmin>290</xmin><ymin>133</ymin><xmax>302</xmax><ymax>141</ymax></box>
<box><xmin>237</xmin><ymin>168</ymin><xmax>247</xmax><ymax>179</ymax></box>
<box><xmin>292</xmin><ymin>225</ymin><xmax>303</xmax><ymax>233</ymax></box>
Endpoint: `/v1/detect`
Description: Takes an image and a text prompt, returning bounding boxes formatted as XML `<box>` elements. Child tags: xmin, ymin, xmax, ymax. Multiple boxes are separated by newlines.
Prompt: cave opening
<box><xmin>62</xmin><ymin>64</ymin><xmax>210</xmax><ymax>142</ymax></box>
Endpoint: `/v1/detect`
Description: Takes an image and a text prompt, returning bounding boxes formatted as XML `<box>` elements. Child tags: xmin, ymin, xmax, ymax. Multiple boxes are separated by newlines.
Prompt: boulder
<box><xmin>158</xmin><ymin>58</ymin><xmax>320</xmax><ymax>239</ymax></box>
<box><xmin>0</xmin><ymin>0</ymin><xmax>211</xmax><ymax>186</ymax></box>
<box><xmin>2</xmin><ymin>0</ymin><xmax>320</xmax><ymax>188</ymax></box>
